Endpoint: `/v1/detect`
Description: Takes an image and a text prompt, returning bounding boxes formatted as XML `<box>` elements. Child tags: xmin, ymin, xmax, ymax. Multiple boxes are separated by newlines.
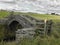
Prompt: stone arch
<box><xmin>7</xmin><ymin>15</ymin><xmax>33</xmax><ymax>28</ymax></box>
<box><xmin>8</xmin><ymin>20</ymin><xmax>23</xmax><ymax>41</ymax></box>
<box><xmin>8</xmin><ymin>19</ymin><xmax>25</xmax><ymax>28</ymax></box>
<box><xmin>6</xmin><ymin>19</ymin><xmax>25</xmax><ymax>41</ymax></box>
<box><xmin>5</xmin><ymin>15</ymin><xmax>33</xmax><ymax>41</ymax></box>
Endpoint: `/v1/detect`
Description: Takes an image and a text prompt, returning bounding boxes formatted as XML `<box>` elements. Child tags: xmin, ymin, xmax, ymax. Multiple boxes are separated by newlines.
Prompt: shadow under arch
<box><xmin>9</xmin><ymin>20</ymin><xmax>23</xmax><ymax>31</ymax></box>
<box><xmin>5</xmin><ymin>20</ymin><xmax>23</xmax><ymax>41</ymax></box>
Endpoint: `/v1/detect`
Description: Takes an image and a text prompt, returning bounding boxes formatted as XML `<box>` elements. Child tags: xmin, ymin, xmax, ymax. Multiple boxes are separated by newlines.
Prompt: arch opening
<box><xmin>9</xmin><ymin>21</ymin><xmax>23</xmax><ymax>31</ymax></box>
<box><xmin>5</xmin><ymin>21</ymin><xmax>23</xmax><ymax>41</ymax></box>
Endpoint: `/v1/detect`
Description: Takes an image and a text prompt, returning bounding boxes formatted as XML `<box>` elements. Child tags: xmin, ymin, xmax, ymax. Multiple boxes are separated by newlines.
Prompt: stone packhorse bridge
<box><xmin>0</xmin><ymin>14</ymin><xmax>52</xmax><ymax>41</ymax></box>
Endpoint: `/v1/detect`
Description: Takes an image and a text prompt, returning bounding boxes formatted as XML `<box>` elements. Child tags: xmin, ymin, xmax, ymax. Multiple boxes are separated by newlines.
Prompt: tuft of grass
<box><xmin>0</xmin><ymin>41</ymin><xmax>16</xmax><ymax>45</ymax></box>
<box><xmin>17</xmin><ymin>36</ymin><xmax>60</xmax><ymax>45</ymax></box>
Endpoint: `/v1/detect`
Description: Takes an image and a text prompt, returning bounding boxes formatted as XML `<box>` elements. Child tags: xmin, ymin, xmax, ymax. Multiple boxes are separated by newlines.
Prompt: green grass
<box><xmin>0</xmin><ymin>10</ymin><xmax>60</xmax><ymax>45</ymax></box>
<box><xmin>0</xmin><ymin>10</ymin><xmax>9</xmax><ymax>18</ymax></box>
<box><xmin>0</xmin><ymin>41</ymin><xmax>16</xmax><ymax>45</ymax></box>
<box><xmin>0</xmin><ymin>10</ymin><xmax>60</xmax><ymax>22</ymax></box>
<box><xmin>26</xmin><ymin>13</ymin><xmax>60</xmax><ymax>23</ymax></box>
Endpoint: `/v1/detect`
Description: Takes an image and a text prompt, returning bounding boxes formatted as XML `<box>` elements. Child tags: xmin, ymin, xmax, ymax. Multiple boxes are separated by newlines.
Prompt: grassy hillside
<box><xmin>0</xmin><ymin>10</ymin><xmax>60</xmax><ymax>22</ymax></box>
<box><xmin>0</xmin><ymin>10</ymin><xmax>60</xmax><ymax>45</ymax></box>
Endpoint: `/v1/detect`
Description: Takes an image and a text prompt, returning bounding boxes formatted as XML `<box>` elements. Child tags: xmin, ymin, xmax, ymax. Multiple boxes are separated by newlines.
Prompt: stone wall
<box><xmin>0</xmin><ymin>15</ymin><xmax>53</xmax><ymax>41</ymax></box>
<box><xmin>16</xmin><ymin>28</ymin><xmax>35</xmax><ymax>43</ymax></box>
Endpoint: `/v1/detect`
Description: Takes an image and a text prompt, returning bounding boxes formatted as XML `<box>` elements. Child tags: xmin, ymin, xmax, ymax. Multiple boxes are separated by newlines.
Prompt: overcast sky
<box><xmin>0</xmin><ymin>0</ymin><xmax>60</xmax><ymax>14</ymax></box>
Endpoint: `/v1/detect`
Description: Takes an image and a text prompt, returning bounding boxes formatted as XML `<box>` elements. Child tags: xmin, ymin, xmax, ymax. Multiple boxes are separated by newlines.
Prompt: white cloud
<box><xmin>0</xmin><ymin>0</ymin><xmax>60</xmax><ymax>14</ymax></box>
<box><xmin>0</xmin><ymin>0</ymin><xmax>14</xmax><ymax>2</ymax></box>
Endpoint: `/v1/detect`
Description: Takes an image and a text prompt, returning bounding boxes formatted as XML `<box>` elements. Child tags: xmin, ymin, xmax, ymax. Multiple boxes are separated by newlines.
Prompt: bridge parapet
<box><xmin>16</xmin><ymin>28</ymin><xmax>35</xmax><ymax>43</ymax></box>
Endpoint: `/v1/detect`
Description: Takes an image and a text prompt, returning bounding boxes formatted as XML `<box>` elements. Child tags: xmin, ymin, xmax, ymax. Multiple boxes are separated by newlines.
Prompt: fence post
<box><xmin>44</xmin><ymin>19</ymin><xmax>47</xmax><ymax>37</ymax></box>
